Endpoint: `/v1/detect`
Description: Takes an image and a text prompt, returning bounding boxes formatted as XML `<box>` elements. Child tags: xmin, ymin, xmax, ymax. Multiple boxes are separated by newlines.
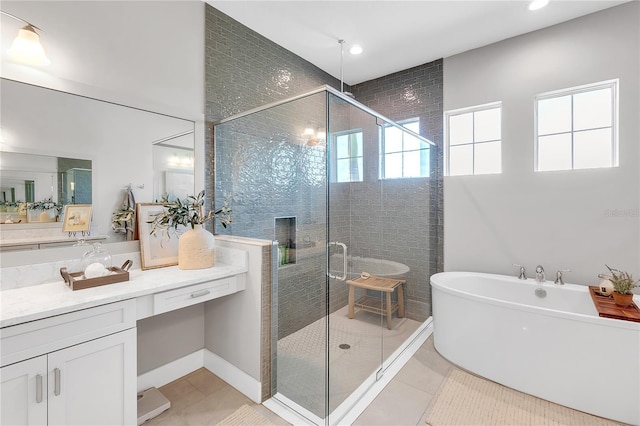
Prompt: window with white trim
<box><xmin>334</xmin><ymin>130</ymin><xmax>363</xmax><ymax>182</ymax></box>
<box><xmin>446</xmin><ymin>103</ymin><xmax>502</xmax><ymax>176</ymax></box>
<box><xmin>535</xmin><ymin>80</ymin><xmax>618</xmax><ymax>171</ymax></box>
<box><xmin>380</xmin><ymin>119</ymin><xmax>430</xmax><ymax>179</ymax></box>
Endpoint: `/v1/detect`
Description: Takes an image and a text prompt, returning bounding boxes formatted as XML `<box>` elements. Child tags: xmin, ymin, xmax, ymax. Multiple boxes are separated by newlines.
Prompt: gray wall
<box><xmin>443</xmin><ymin>2</ymin><xmax>639</xmax><ymax>284</ymax></box>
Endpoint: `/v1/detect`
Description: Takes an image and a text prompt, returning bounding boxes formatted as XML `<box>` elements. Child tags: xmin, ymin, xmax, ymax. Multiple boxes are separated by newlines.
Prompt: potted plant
<box><xmin>148</xmin><ymin>190</ymin><xmax>232</xmax><ymax>270</ymax></box>
<box><xmin>28</xmin><ymin>198</ymin><xmax>62</xmax><ymax>222</ymax></box>
<box><xmin>605</xmin><ymin>265</ymin><xmax>639</xmax><ymax>307</ymax></box>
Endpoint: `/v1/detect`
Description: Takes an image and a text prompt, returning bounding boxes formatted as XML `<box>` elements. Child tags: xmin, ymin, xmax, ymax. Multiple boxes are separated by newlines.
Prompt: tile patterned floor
<box><xmin>142</xmin><ymin>336</ymin><xmax>451</xmax><ymax>426</ymax></box>
<box><xmin>143</xmin><ymin>368</ymin><xmax>289</xmax><ymax>426</ymax></box>
<box><xmin>143</xmin><ymin>335</ymin><xmax>620</xmax><ymax>425</ymax></box>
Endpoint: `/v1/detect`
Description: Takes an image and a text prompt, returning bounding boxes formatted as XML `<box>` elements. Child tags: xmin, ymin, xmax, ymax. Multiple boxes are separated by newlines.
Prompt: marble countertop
<box><xmin>0</xmin><ymin>249</ymin><xmax>248</xmax><ymax>328</ymax></box>
<box><xmin>0</xmin><ymin>234</ymin><xmax>108</xmax><ymax>247</ymax></box>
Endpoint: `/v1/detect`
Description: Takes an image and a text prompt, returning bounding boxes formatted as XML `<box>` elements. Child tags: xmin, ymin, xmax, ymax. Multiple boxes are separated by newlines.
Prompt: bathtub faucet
<box><xmin>535</xmin><ymin>265</ymin><xmax>545</xmax><ymax>283</ymax></box>
<box><xmin>512</xmin><ymin>263</ymin><xmax>526</xmax><ymax>280</ymax></box>
<box><xmin>554</xmin><ymin>269</ymin><xmax>570</xmax><ymax>285</ymax></box>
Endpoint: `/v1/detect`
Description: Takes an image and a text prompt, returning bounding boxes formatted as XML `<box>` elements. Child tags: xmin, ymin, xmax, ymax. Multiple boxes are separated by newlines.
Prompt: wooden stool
<box><xmin>345</xmin><ymin>275</ymin><xmax>405</xmax><ymax>330</ymax></box>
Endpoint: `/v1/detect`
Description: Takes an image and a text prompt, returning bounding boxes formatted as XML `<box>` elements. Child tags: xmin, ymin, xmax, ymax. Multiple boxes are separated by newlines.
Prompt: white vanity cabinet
<box><xmin>1</xmin><ymin>355</ymin><xmax>47</xmax><ymax>425</ymax></box>
<box><xmin>1</xmin><ymin>300</ymin><xmax>137</xmax><ymax>426</ymax></box>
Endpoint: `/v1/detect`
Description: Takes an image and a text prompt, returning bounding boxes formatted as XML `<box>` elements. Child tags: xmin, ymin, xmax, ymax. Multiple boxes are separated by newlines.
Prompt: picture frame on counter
<box><xmin>136</xmin><ymin>203</ymin><xmax>184</xmax><ymax>270</ymax></box>
<box><xmin>61</xmin><ymin>204</ymin><xmax>92</xmax><ymax>233</ymax></box>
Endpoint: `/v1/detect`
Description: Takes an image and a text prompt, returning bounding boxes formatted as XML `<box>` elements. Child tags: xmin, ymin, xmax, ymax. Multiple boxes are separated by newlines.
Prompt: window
<box><xmin>334</xmin><ymin>130</ymin><xmax>363</xmax><ymax>182</ymax></box>
<box><xmin>446</xmin><ymin>103</ymin><xmax>502</xmax><ymax>176</ymax></box>
<box><xmin>536</xmin><ymin>80</ymin><xmax>618</xmax><ymax>171</ymax></box>
<box><xmin>380</xmin><ymin>119</ymin><xmax>430</xmax><ymax>179</ymax></box>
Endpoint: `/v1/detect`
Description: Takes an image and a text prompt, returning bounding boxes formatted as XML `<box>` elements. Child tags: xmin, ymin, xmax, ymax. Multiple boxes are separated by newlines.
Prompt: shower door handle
<box><xmin>328</xmin><ymin>241</ymin><xmax>348</xmax><ymax>281</ymax></box>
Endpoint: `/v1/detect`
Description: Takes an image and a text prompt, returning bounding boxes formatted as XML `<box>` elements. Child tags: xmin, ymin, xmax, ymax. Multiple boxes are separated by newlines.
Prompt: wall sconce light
<box><xmin>302</xmin><ymin>126</ymin><xmax>326</xmax><ymax>147</ymax></box>
<box><xmin>1</xmin><ymin>10</ymin><xmax>51</xmax><ymax>66</ymax></box>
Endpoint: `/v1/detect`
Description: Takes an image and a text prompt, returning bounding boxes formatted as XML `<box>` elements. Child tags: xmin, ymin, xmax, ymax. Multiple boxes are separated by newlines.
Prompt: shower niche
<box><xmin>275</xmin><ymin>216</ymin><xmax>296</xmax><ymax>266</ymax></box>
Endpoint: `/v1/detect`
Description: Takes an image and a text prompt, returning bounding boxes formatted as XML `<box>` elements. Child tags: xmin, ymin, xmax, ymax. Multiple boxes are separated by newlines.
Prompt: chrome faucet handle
<box><xmin>535</xmin><ymin>265</ymin><xmax>545</xmax><ymax>283</ymax></box>
<box><xmin>554</xmin><ymin>269</ymin><xmax>571</xmax><ymax>285</ymax></box>
<box><xmin>512</xmin><ymin>263</ymin><xmax>526</xmax><ymax>280</ymax></box>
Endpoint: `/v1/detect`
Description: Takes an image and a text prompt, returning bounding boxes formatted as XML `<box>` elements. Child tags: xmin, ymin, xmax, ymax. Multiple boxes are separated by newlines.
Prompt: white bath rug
<box><xmin>425</xmin><ymin>368</ymin><xmax>624</xmax><ymax>426</ymax></box>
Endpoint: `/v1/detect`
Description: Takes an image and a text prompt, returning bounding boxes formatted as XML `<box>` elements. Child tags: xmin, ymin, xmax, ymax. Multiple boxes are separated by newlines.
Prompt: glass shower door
<box><xmin>214</xmin><ymin>91</ymin><xmax>331</xmax><ymax>422</ymax></box>
<box><xmin>213</xmin><ymin>86</ymin><xmax>434</xmax><ymax>425</ymax></box>
<box><xmin>326</xmin><ymin>92</ymin><xmax>385</xmax><ymax>423</ymax></box>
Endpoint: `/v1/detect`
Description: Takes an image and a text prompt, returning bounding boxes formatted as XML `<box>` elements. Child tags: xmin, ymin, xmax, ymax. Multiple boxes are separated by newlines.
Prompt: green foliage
<box><xmin>148</xmin><ymin>190</ymin><xmax>232</xmax><ymax>236</ymax></box>
<box><xmin>111</xmin><ymin>204</ymin><xmax>135</xmax><ymax>233</ymax></box>
<box><xmin>605</xmin><ymin>265</ymin><xmax>639</xmax><ymax>295</ymax></box>
<box><xmin>29</xmin><ymin>198</ymin><xmax>62</xmax><ymax>212</ymax></box>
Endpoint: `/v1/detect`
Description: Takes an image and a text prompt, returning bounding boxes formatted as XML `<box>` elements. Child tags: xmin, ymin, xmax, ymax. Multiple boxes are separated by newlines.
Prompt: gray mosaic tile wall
<box><xmin>205</xmin><ymin>4</ymin><xmax>345</xmax><ymax>340</ymax></box>
<box><xmin>213</xmin><ymin>92</ymin><xmax>330</xmax><ymax>339</ymax></box>
<box><xmin>350</xmin><ymin>61</ymin><xmax>444</xmax><ymax>320</ymax></box>
<box><xmin>205</xmin><ymin>4</ymin><xmax>443</xmax><ymax>336</ymax></box>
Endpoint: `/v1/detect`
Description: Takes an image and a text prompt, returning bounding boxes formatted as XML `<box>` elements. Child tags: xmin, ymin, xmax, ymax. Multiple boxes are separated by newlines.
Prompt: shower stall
<box><xmin>213</xmin><ymin>86</ymin><xmax>436</xmax><ymax>425</ymax></box>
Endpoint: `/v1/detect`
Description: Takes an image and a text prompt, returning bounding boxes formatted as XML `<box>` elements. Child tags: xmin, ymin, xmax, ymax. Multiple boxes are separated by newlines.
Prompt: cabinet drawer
<box><xmin>1</xmin><ymin>299</ymin><xmax>135</xmax><ymax>367</ymax></box>
<box><xmin>153</xmin><ymin>277</ymin><xmax>238</xmax><ymax>315</ymax></box>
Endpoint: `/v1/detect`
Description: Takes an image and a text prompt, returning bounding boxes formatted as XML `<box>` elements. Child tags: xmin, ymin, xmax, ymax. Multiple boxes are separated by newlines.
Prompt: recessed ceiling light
<box><xmin>349</xmin><ymin>45</ymin><xmax>363</xmax><ymax>55</ymax></box>
<box><xmin>529</xmin><ymin>0</ymin><xmax>549</xmax><ymax>11</ymax></box>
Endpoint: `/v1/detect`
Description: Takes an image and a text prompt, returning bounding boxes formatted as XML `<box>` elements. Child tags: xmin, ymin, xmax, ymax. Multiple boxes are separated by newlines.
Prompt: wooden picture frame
<box><xmin>136</xmin><ymin>203</ymin><xmax>185</xmax><ymax>270</ymax></box>
<box><xmin>61</xmin><ymin>204</ymin><xmax>92</xmax><ymax>233</ymax></box>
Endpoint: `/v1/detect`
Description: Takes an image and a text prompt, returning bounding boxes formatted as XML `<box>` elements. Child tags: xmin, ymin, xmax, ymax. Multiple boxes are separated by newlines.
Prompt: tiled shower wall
<box><xmin>205</xmin><ymin>4</ymin><xmax>444</xmax><ymax>332</ymax></box>
<box><xmin>350</xmin><ymin>62</ymin><xmax>444</xmax><ymax>319</ymax></box>
<box><xmin>213</xmin><ymin>93</ymin><xmax>330</xmax><ymax>339</ymax></box>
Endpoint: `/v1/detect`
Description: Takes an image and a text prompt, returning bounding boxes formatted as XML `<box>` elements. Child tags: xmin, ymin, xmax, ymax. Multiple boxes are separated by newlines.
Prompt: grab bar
<box><xmin>328</xmin><ymin>241</ymin><xmax>348</xmax><ymax>281</ymax></box>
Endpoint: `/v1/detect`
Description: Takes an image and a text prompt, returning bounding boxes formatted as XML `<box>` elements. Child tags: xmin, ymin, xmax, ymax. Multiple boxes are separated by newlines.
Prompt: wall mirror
<box><xmin>0</xmin><ymin>78</ymin><xmax>195</xmax><ymax>250</ymax></box>
<box><xmin>0</xmin><ymin>152</ymin><xmax>92</xmax><ymax>224</ymax></box>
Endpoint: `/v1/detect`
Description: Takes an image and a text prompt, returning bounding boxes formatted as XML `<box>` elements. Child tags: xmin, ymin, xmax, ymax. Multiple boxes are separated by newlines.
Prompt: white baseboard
<box><xmin>203</xmin><ymin>349</ymin><xmax>262</xmax><ymax>403</ymax></box>
<box><xmin>136</xmin><ymin>348</ymin><xmax>262</xmax><ymax>403</ymax></box>
<box><xmin>137</xmin><ymin>350</ymin><xmax>205</xmax><ymax>392</ymax></box>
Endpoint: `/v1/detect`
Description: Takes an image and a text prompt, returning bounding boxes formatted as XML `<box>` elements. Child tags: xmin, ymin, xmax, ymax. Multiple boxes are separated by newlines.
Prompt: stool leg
<box><xmin>348</xmin><ymin>285</ymin><xmax>355</xmax><ymax>319</ymax></box>
<box><xmin>397</xmin><ymin>284</ymin><xmax>405</xmax><ymax>318</ymax></box>
<box><xmin>386</xmin><ymin>292</ymin><xmax>392</xmax><ymax>330</ymax></box>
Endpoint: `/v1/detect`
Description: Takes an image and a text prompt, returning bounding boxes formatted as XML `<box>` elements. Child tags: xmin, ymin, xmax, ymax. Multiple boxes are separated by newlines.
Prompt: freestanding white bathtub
<box><xmin>330</xmin><ymin>254</ymin><xmax>410</xmax><ymax>279</ymax></box>
<box><xmin>431</xmin><ymin>272</ymin><xmax>640</xmax><ymax>425</ymax></box>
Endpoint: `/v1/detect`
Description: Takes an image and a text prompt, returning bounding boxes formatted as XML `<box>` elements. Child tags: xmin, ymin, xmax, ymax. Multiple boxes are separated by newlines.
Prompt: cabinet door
<box><xmin>47</xmin><ymin>329</ymin><xmax>137</xmax><ymax>426</ymax></box>
<box><xmin>0</xmin><ymin>355</ymin><xmax>48</xmax><ymax>426</ymax></box>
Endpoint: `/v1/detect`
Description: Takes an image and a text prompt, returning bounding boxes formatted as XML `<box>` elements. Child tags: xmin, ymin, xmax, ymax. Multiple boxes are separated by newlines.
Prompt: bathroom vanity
<box><xmin>0</xmin><ymin>246</ymin><xmax>248</xmax><ymax>425</ymax></box>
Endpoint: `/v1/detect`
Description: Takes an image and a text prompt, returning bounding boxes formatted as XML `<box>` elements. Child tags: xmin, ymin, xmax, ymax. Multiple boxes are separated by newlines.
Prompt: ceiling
<box><xmin>207</xmin><ymin>0</ymin><xmax>630</xmax><ymax>85</ymax></box>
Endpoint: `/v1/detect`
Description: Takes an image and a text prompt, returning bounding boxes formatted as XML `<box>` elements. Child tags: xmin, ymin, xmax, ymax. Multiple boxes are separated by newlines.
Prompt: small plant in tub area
<box><xmin>605</xmin><ymin>265</ymin><xmax>639</xmax><ymax>307</ymax></box>
<box><xmin>605</xmin><ymin>265</ymin><xmax>639</xmax><ymax>294</ymax></box>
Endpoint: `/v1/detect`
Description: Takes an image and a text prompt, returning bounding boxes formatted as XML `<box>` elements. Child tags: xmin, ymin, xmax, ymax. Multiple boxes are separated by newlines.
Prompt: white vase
<box><xmin>39</xmin><ymin>209</ymin><xmax>55</xmax><ymax>222</ymax></box>
<box><xmin>178</xmin><ymin>224</ymin><xmax>215</xmax><ymax>270</ymax></box>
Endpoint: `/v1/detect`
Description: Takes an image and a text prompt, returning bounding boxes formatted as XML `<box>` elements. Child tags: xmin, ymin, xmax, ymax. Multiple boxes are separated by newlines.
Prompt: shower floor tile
<box><xmin>276</xmin><ymin>305</ymin><xmax>421</xmax><ymax>418</ymax></box>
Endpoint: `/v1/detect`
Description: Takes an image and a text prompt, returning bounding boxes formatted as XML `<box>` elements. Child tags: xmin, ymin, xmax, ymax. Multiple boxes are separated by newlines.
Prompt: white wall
<box><xmin>0</xmin><ymin>0</ymin><xmax>206</xmax><ymax>194</ymax></box>
<box><xmin>443</xmin><ymin>2</ymin><xmax>639</xmax><ymax>285</ymax></box>
<box><xmin>1</xmin><ymin>0</ymin><xmax>204</xmax><ymax>117</ymax></box>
